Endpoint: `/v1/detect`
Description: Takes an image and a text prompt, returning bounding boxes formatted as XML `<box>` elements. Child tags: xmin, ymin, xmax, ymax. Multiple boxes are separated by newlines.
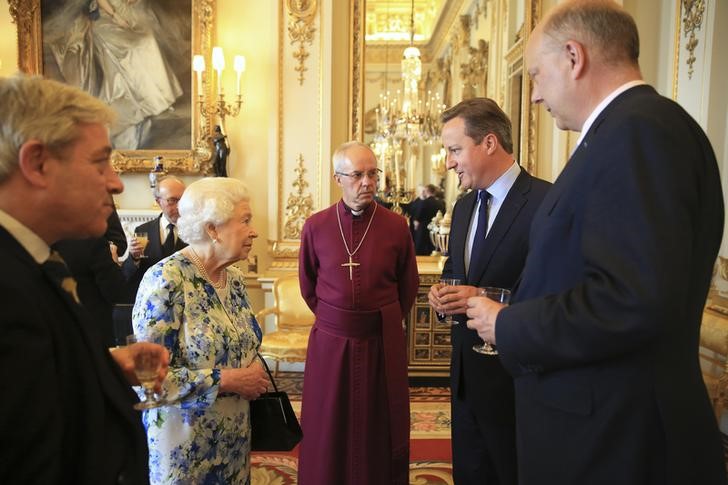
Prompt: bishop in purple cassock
<box><xmin>297</xmin><ymin>142</ymin><xmax>419</xmax><ymax>485</ymax></box>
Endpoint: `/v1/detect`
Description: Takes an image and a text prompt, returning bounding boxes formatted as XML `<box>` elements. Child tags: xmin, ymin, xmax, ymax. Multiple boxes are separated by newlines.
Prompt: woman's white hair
<box><xmin>177</xmin><ymin>177</ymin><xmax>250</xmax><ymax>244</ymax></box>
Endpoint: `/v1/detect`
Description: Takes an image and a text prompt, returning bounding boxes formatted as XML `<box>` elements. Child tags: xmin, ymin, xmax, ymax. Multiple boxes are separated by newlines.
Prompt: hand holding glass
<box><xmin>438</xmin><ymin>278</ymin><xmax>462</xmax><ymax>325</ymax></box>
<box><xmin>134</xmin><ymin>232</ymin><xmax>149</xmax><ymax>259</ymax></box>
<box><xmin>472</xmin><ymin>287</ymin><xmax>511</xmax><ymax>355</ymax></box>
<box><xmin>126</xmin><ymin>334</ymin><xmax>168</xmax><ymax>410</ymax></box>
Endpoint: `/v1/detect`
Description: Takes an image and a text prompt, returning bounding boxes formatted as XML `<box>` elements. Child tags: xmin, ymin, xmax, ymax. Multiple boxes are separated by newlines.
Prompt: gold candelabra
<box><xmin>192</xmin><ymin>47</ymin><xmax>245</xmax><ymax>134</ymax></box>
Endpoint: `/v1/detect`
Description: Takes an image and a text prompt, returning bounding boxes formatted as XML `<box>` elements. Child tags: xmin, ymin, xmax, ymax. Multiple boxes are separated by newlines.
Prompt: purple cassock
<box><xmin>297</xmin><ymin>200</ymin><xmax>419</xmax><ymax>485</ymax></box>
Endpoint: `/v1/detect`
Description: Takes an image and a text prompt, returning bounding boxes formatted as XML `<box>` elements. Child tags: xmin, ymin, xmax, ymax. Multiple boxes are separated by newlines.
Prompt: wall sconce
<box><xmin>192</xmin><ymin>46</ymin><xmax>245</xmax><ymax>131</ymax></box>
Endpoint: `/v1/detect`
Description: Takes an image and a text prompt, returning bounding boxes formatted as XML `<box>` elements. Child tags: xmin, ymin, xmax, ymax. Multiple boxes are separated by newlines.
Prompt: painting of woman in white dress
<box><xmin>41</xmin><ymin>0</ymin><xmax>191</xmax><ymax>150</ymax></box>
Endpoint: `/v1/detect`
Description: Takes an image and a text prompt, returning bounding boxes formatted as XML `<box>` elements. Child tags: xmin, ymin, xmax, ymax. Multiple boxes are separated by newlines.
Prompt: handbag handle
<box><xmin>255</xmin><ymin>352</ymin><xmax>280</xmax><ymax>393</ymax></box>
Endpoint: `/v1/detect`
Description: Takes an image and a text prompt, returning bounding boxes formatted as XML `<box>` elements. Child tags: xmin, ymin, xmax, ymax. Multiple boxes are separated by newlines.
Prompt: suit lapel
<box><xmin>468</xmin><ymin>171</ymin><xmax>530</xmax><ymax>285</ymax></box>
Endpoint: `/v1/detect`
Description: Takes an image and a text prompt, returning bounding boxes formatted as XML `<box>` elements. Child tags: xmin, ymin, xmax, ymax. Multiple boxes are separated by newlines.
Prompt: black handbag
<box><xmin>249</xmin><ymin>353</ymin><xmax>303</xmax><ymax>451</ymax></box>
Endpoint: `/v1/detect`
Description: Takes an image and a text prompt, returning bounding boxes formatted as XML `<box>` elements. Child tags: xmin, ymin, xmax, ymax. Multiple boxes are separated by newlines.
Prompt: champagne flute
<box><xmin>472</xmin><ymin>287</ymin><xmax>511</xmax><ymax>355</ymax></box>
<box><xmin>438</xmin><ymin>278</ymin><xmax>462</xmax><ymax>325</ymax></box>
<box><xmin>126</xmin><ymin>334</ymin><xmax>166</xmax><ymax>410</ymax></box>
<box><xmin>134</xmin><ymin>232</ymin><xmax>149</xmax><ymax>259</ymax></box>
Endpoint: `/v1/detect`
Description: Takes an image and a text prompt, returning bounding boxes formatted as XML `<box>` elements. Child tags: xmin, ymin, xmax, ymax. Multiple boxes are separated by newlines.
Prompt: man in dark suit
<box><xmin>412</xmin><ymin>184</ymin><xmax>444</xmax><ymax>256</ymax></box>
<box><xmin>0</xmin><ymin>74</ymin><xmax>168</xmax><ymax>484</ymax></box>
<box><xmin>466</xmin><ymin>2</ymin><xmax>726</xmax><ymax>484</ymax></box>
<box><xmin>428</xmin><ymin>98</ymin><xmax>550</xmax><ymax>485</ymax></box>
<box><xmin>122</xmin><ymin>175</ymin><xmax>186</xmax><ymax>303</ymax></box>
<box><xmin>55</xmin><ymin>208</ymin><xmax>128</xmax><ymax>347</ymax></box>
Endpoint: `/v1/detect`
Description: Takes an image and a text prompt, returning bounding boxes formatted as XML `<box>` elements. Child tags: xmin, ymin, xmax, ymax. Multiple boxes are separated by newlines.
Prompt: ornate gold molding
<box><xmin>459</xmin><ymin>39</ymin><xmax>488</xmax><ymax>99</ymax></box>
<box><xmin>681</xmin><ymin>0</ymin><xmax>705</xmax><ymax>80</ymax></box>
<box><xmin>10</xmin><ymin>0</ymin><xmax>216</xmax><ymax>174</ymax></box>
<box><xmin>350</xmin><ymin>0</ymin><xmax>364</xmax><ymax>140</ymax></box>
<box><xmin>287</xmin><ymin>0</ymin><xmax>318</xmax><ymax>85</ymax></box>
<box><xmin>283</xmin><ymin>154</ymin><xmax>315</xmax><ymax>239</ymax></box>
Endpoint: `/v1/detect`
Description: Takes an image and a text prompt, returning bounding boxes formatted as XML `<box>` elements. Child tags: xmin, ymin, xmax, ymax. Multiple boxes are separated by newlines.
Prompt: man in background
<box><xmin>122</xmin><ymin>175</ymin><xmax>187</xmax><ymax>302</ymax></box>
<box><xmin>411</xmin><ymin>184</ymin><xmax>444</xmax><ymax>256</ymax></box>
<box><xmin>55</xmin><ymin>207</ymin><xmax>128</xmax><ymax>347</ymax></box>
<box><xmin>298</xmin><ymin>141</ymin><xmax>419</xmax><ymax>485</ymax></box>
<box><xmin>0</xmin><ymin>74</ymin><xmax>168</xmax><ymax>484</ymax></box>
<box><xmin>466</xmin><ymin>1</ymin><xmax>726</xmax><ymax>483</ymax></box>
<box><xmin>429</xmin><ymin>98</ymin><xmax>550</xmax><ymax>484</ymax></box>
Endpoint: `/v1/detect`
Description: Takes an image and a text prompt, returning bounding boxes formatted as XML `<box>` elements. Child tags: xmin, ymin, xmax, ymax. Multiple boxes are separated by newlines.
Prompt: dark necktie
<box><xmin>468</xmin><ymin>190</ymin><xmax>491</xmax><ymax>278</ymax></box>
<box><xmin>162</xmin><ymin>223</ymin><xmax>176</xmax><ymax>256</ymax></box>
<box><xmin>42</xmin><ymin>249</ymin><xmax>81</xmax><ymax>305</ymax></box>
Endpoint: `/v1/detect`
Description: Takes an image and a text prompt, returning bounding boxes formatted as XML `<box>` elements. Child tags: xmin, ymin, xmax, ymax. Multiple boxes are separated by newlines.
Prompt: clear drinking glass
<box><xmin>438</xmin><ymin>278</ymin><xmax>462</xmax><ymax>325</ymax></box>
<box><xmin>472</xmin><ymin>287</ymin><xmax>511</xmax><ymax>355</ymax></box>
<box><xmin>126</xmin><ymin>334</ymin><xmax>167</xmax><ymax>410</ymax></box>
<box><xmin>134</xmin><ymin>232</ymin><xmax>149</xmax><ymax>259</ymax></box>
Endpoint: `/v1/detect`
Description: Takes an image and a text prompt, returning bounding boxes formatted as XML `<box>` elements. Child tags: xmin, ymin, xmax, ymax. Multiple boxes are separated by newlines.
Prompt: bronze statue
<box><xmin>211</xmin><ymin>125</ymin><xmax>230</xmax><ymax>177</ymax></box>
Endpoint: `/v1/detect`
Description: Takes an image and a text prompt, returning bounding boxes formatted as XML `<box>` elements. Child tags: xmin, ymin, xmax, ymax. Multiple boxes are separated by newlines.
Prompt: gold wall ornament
<box><xmin>287</xmin><ymin>0</ymin><xmax>318</xmax><ymax>85</ymax></box>
<box><xmin>681</xmin><ymin>0</ymin><xmax>705</xmax><ymax>80</ymax></box>
<box><xmin>283</xmin><ymin>154</ymin><xmax>314</xmax><ymax>239</ymax></box>
<box><xmin>459</xmin><ymin>39</ymin><xmax>488</xmax><ymax>99</ymax></box>
<box><xmin>350</xmin><ymin>0</ymin><xmax>365</xmax><ymax>140</ymax></box>
<box><xmin>11</xmin><ymin>0</ymin><xmax>216</xmax><ymax>175</ymax></box>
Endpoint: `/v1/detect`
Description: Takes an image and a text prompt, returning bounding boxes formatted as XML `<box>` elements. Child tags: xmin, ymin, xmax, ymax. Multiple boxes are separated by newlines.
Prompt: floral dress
<box><xmin>132</xmin><ymin>253</ymin><xmax>262</xmax><ymax>485</ymax></box>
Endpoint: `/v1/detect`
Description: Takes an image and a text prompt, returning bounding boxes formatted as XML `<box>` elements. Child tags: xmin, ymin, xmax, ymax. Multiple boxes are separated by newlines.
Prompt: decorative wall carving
<box><xmin>459</xmin><ymin>39</ymin><xmax>488</xmax><ymax>99</ymax></box>
<box><xmin>287</xmin><ymin>0</ymin><xmax>318</xmax><ymax>85</ymax></box>
<box><xmin>283</xmin><ymin>155</ymin><xmax>315</xmax><ymax>239</ymax></box>
<box><xmin>681</xmin><ymin>0</ymin><xmax>705</xmax><ymax>80</ymax></box>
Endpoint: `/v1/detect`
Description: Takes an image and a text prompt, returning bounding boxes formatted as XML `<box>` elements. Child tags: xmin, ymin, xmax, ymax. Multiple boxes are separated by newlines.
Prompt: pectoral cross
<box><xmin>341</xmin><ymin>255</ymin><xmax>360</xmax><ymax>280</ymax></box>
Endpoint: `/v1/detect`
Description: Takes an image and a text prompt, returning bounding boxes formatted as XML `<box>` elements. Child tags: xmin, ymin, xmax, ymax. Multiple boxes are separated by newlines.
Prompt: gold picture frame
<box><xmin>9</xmin><ymin>0</ymin><xmax>216</xmax><ymax>174</ymax></box>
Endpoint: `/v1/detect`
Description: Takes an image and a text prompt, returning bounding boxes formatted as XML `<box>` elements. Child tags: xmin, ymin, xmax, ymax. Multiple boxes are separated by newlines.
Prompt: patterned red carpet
<box><xmin>252</xmin><ymin>372</ymin><xmax>453</xmax><ymax>484</ymax></box>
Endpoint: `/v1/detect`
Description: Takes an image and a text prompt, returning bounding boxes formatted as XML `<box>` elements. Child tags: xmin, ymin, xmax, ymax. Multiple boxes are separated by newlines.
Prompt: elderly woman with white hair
<box><xmin>132</xmin><ymin>177</ymin><xmax>269</xmax><ymax>485</ymax></box>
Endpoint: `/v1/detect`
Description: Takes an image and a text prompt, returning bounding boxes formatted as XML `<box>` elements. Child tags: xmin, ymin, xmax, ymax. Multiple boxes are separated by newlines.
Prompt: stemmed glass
<box><xmin>472</xmin><ymin>287</ymin><xmax>511</xmax><ymax>355</ymax></box>
<box><xmin>126</xmin><ymin>334</ymin><xmax>168</xmax><ymax>410</ymax></box>
<box><xmin>134</xmin><ymin>232</ymin><xmax>149</xmax><ymax>259</ymax></box>
<box><xmin>438</xmin><ymin>278</ymin><xmax>462</xmax><ymax>325</ymax></box>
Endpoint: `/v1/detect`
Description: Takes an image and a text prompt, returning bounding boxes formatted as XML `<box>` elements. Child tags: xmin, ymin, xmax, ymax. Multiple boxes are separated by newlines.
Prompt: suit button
<box><xmin>117</xmin><ymin>472</ymin><xmax>126</xmax><ymax>484</ymax></box>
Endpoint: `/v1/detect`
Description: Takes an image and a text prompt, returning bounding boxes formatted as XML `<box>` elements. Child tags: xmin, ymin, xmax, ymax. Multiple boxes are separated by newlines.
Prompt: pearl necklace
<box><xmin>188</xmin><ymin>248</ymin><xmax>226</xmax><ymax>289</ymax></box>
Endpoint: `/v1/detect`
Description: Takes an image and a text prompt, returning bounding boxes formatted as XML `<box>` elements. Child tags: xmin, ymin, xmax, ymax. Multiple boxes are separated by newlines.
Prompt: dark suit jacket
<box><xmin>121</xmin><ymin>215</ymin><xmax>186</xmax><ymax>303</ymax></box>
<box><xmin>497</xmin><ymin>85</ymin><xmax>726</xmax><ymax>484</ymax></box>
<box><xmin>0</xmin><ymin>228</ymin><xmax>149</xmax><ymax>484</ymax></box>
<box><xmin>412</xmin><ymin>196</ymin><xmax>442</xmax><ymax>255</ymax></box>
<box><xmin>443</xmin><ymin>170</ymin><xmax>550</xmax><ymax>412</ymax></box>
<box><xmin>54</xmin><ymin>210</ymin><xmax>128</xmax><ymax>347</ymax></box>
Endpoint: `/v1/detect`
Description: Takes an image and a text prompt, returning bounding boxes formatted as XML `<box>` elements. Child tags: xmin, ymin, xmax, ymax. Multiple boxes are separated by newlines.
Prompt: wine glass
<box><xmin>126</xmin><ymin>334</ymin><xmax>166</xmax><ymax>410</ymax></box>
<box><xmin>134</xmin><ymin>232</ymin><xmax>149</xmax><ymax>259</ymax></box>
<box><xmin>438</xmin><ymin>278</ymin><xmax>462</xmax><ymax>325</ymax></box>
<box><xmin>472</xmin><ymin>287</ymin><xmax>511</xmax><ymax>355</ymax></box>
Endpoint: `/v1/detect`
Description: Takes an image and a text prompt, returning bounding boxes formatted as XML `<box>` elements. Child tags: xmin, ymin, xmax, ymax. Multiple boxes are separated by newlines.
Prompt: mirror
<box><xmin>350</xmin><ymin>0</ymin><xmax>541</xmax><ymax>209</ymax></box>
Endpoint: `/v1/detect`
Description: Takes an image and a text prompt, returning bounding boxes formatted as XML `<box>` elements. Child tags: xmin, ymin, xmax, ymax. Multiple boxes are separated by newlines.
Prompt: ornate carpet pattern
<box><xmin>252</xmin><ymin>372</ymin><xmax>453</xmax><ymax>484</ymax></box>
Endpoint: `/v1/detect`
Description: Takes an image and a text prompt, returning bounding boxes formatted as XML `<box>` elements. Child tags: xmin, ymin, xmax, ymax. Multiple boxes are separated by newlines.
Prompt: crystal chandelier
<box><xmin>374</xmin><ymin>0</ymin><xmax>443</xmax><ymax>146</ymax></box>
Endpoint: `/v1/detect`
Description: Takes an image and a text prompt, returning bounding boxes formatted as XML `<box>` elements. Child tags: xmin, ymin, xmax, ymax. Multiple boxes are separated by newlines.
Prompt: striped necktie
<box><xmin>42</xmin><ymin>250</ymin><xmax>81</xmax><ymax>305</ymax></box>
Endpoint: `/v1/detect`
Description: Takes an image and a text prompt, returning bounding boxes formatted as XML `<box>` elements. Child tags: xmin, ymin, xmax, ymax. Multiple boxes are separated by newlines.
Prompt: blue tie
<box><xmin>468</xmin><ymin>190</ymin><xmax>491</xmax><ymax>278</ymax></box>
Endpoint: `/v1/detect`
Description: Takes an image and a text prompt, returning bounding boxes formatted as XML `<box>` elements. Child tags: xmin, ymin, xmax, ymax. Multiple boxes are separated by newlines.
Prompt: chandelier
<box><xmin>371</xmin><ymin>0</ymin><xmax>445</xmax><ymax>207</ymax></box>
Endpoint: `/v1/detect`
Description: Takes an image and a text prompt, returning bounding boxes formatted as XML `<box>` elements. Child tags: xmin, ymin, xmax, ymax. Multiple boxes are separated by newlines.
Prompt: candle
<box><xmin>212</xmin><ymin>46</ymin><xmax>225</xmax><ymax>93</ymax></box>
<box><xmin>192</xmin><ymin>55</ymin><xmax>205</xmax><ymax>95</ymax></box>
<box><xmin>234</xmin><ymin>55</ymin><xmax>246</xmax><ymax>96</ymax></box>
<box><xmin>394</xmin><ymin>150</ymin><xmax>401</xmax><ymax>190</ymax></box>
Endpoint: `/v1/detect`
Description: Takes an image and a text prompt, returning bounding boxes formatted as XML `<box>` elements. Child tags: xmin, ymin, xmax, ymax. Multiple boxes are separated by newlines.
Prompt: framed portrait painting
<box><xmin>9</xmin><ymin>0</ymin><xmax>216</xmax><ymax>174</ymax></box>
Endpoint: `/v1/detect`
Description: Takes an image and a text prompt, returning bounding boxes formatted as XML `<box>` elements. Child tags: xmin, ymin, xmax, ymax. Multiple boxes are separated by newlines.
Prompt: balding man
<box><xmin>122</xmin><ymin>175</ymin><xmax>187</xmax><ymax>302</ymax></box>
<box><xmin>465</xmin><ymin>1</ymin><xmax>725</xmax><ymax>483</ymax></box>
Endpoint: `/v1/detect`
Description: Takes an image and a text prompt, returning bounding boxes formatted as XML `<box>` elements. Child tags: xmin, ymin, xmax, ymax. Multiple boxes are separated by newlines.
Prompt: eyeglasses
<box><xmin>159</xmin><ymin>197</ymin><xmax>180</xmax><ymax>205</ymax></box>
<box><xmin>335</xmin><ymin>169</ymin><xmax>382</xmax><ymax>182</ymax></box>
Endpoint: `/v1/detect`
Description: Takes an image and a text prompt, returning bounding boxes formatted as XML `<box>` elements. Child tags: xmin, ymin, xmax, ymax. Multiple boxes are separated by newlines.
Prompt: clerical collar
<box><xmin>341</xmin><ymin>201</ymin><xmax>372</xmax><ymax>217</ymax></box>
